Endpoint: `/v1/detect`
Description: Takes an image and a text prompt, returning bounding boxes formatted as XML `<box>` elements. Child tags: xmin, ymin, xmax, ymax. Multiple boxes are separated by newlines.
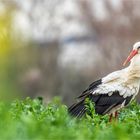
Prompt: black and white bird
<box><xmin>69</xmin><ymin>42</ymin><xmax>140</xmax><ymax>121</ymax></box>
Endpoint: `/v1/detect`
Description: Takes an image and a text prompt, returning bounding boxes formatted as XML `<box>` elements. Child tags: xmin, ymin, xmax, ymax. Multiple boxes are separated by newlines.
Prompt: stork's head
<box><xmin>123</xmin><ymin>42</ymin><xmax>140</xmax><ymax>66</ymax></box>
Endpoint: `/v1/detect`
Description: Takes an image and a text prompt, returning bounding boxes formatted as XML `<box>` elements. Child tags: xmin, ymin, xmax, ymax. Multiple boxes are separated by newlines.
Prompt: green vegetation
<box><xmin>0</xmin><ymin>97</ymin><xmax>139</xmax><ymax>140</ymax></box>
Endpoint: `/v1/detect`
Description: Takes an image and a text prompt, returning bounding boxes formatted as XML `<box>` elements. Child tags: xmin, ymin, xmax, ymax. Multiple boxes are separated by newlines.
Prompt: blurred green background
<box><xmin>1</xmin><ymin>0</ymin><xmax>140</xmax><ymax>104</ymax></box>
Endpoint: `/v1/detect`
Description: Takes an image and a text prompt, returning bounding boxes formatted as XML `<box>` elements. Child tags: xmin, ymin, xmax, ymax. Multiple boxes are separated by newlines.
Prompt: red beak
<box><xmin>123</xmin><ymin>49</ymin><xmax>138</xmax><ymax>66</ymax></box>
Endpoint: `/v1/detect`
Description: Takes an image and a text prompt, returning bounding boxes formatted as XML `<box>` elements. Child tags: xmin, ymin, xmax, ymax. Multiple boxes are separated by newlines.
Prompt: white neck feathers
<box><xmin>126</xmin><ymin>54</ymin><xmax>140</xmax><ymax>79</ymax></box>
<box><xmin>129</xmin><ymin>54</ymin><xmax>140</xmax><ymax>68</ymax></box>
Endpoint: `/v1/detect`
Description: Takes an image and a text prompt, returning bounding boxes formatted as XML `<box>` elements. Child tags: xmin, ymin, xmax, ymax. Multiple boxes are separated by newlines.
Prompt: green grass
<box><xmin>0</xmin><ymin>97</ymin><xmax>140</xmax><ymax>140</ymax></box>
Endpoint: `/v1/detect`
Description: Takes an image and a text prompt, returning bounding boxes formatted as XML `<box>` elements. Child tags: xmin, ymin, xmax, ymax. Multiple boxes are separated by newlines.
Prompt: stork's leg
<box><xmin>115</xmin><ymin>111</ymin><xmax>118</xmax><ymax>119</ymax></box>
<box><xmin>109</xmin><ymin>113</ymin><xmax>113</xmax><ymax>122</ymax></box>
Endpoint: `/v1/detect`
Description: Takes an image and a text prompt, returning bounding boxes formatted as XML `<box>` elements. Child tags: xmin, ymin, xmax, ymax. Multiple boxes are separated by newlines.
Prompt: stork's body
<box><xmin>69</xmin><ymin>42</ymin><xmax>140</xmax><ymax>119</ymax></box>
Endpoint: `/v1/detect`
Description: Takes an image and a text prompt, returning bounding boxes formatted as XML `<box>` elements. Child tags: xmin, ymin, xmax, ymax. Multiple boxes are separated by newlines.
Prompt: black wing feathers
<box><xmin>82</xmin><ymin>79</ymin><xmax>102</xmax><ymax>94</ymax></box>
<box><xmin>69</xmin><ymin>79</ymin><xmax>102</xmax><ymax>117</ymax></box>
<box><xmin>68</xmin><ymin>79</ymin><xmax>133</xmax><ymax>117</ymax></box>
<box><xmin>77</xmin><ymin>79</ymin><xmax>102</xmax><ymax>99</ymax></box>
<box><xmin>90</xmin><ymin>92</ymin><xmax>133</xmax><ymax>115</ymax></box>
<box><xmin>68</xmin><ymin>100</ymin><xmax>86</xmax><ymax>117</ymax></box>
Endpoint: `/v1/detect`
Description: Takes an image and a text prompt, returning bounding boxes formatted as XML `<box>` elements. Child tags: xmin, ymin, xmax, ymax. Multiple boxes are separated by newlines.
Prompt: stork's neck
<box><xmin>129</xmin><ymin>54</ymin><xmax>140</xmax><ymax>68</ymax></box>
<box><xmin>127</xmin><ymin>54</ymin><xmax>140</xmax><ymax>78</ymax></box>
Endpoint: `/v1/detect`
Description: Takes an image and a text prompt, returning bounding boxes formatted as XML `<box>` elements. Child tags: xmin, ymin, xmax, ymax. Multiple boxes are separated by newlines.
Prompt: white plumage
<box><xmin>93</xmin><ymin>68</ymin><xmax>139</xmax><ymax>99</ymax></box>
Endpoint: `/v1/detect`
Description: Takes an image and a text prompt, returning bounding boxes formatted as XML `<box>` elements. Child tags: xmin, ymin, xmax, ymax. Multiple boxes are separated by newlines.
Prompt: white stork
<box><xmin>69</xmin><ymin>42</ymin><xmax>140</xmax><ymax>121</ymax></box>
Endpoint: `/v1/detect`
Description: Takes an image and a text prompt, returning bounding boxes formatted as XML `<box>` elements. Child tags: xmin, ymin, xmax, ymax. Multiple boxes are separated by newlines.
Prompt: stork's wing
<box><xmin>79</xmin><ymin>82</ymin><xmax>133</xmax><ymax>115</ymax></box>
<box><xmin>69</xmin><ymin>77</ymin><xmax>134</xmax><ymax>117</ymax></box>
<box><xmin>88</xmin><ymin>91</ymin><xmax>132</xmax><ymax>115</ymax></box>
<box><xmin>78</xmin><ymin>70</ymin><xmax>124</xmax><ymax>99</ymax></box>
<box><xmin>69</xmin><ymin>84</ymin><xmax>133</xmax><ymax>117</ymax></box>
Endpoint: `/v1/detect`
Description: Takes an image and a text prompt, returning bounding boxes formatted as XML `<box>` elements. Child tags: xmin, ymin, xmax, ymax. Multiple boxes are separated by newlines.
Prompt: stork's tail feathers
<box><xmin>68</xmin><ymin>100</ymin><xmax>86</xmax><ymax>117</ymax></box>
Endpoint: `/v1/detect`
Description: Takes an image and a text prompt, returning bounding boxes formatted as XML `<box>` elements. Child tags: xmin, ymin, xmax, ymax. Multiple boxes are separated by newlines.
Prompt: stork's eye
<box><xmin>138</xmin><ymin>46</ymin><xmax>140</xmax><ymax>49</ymax></box>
